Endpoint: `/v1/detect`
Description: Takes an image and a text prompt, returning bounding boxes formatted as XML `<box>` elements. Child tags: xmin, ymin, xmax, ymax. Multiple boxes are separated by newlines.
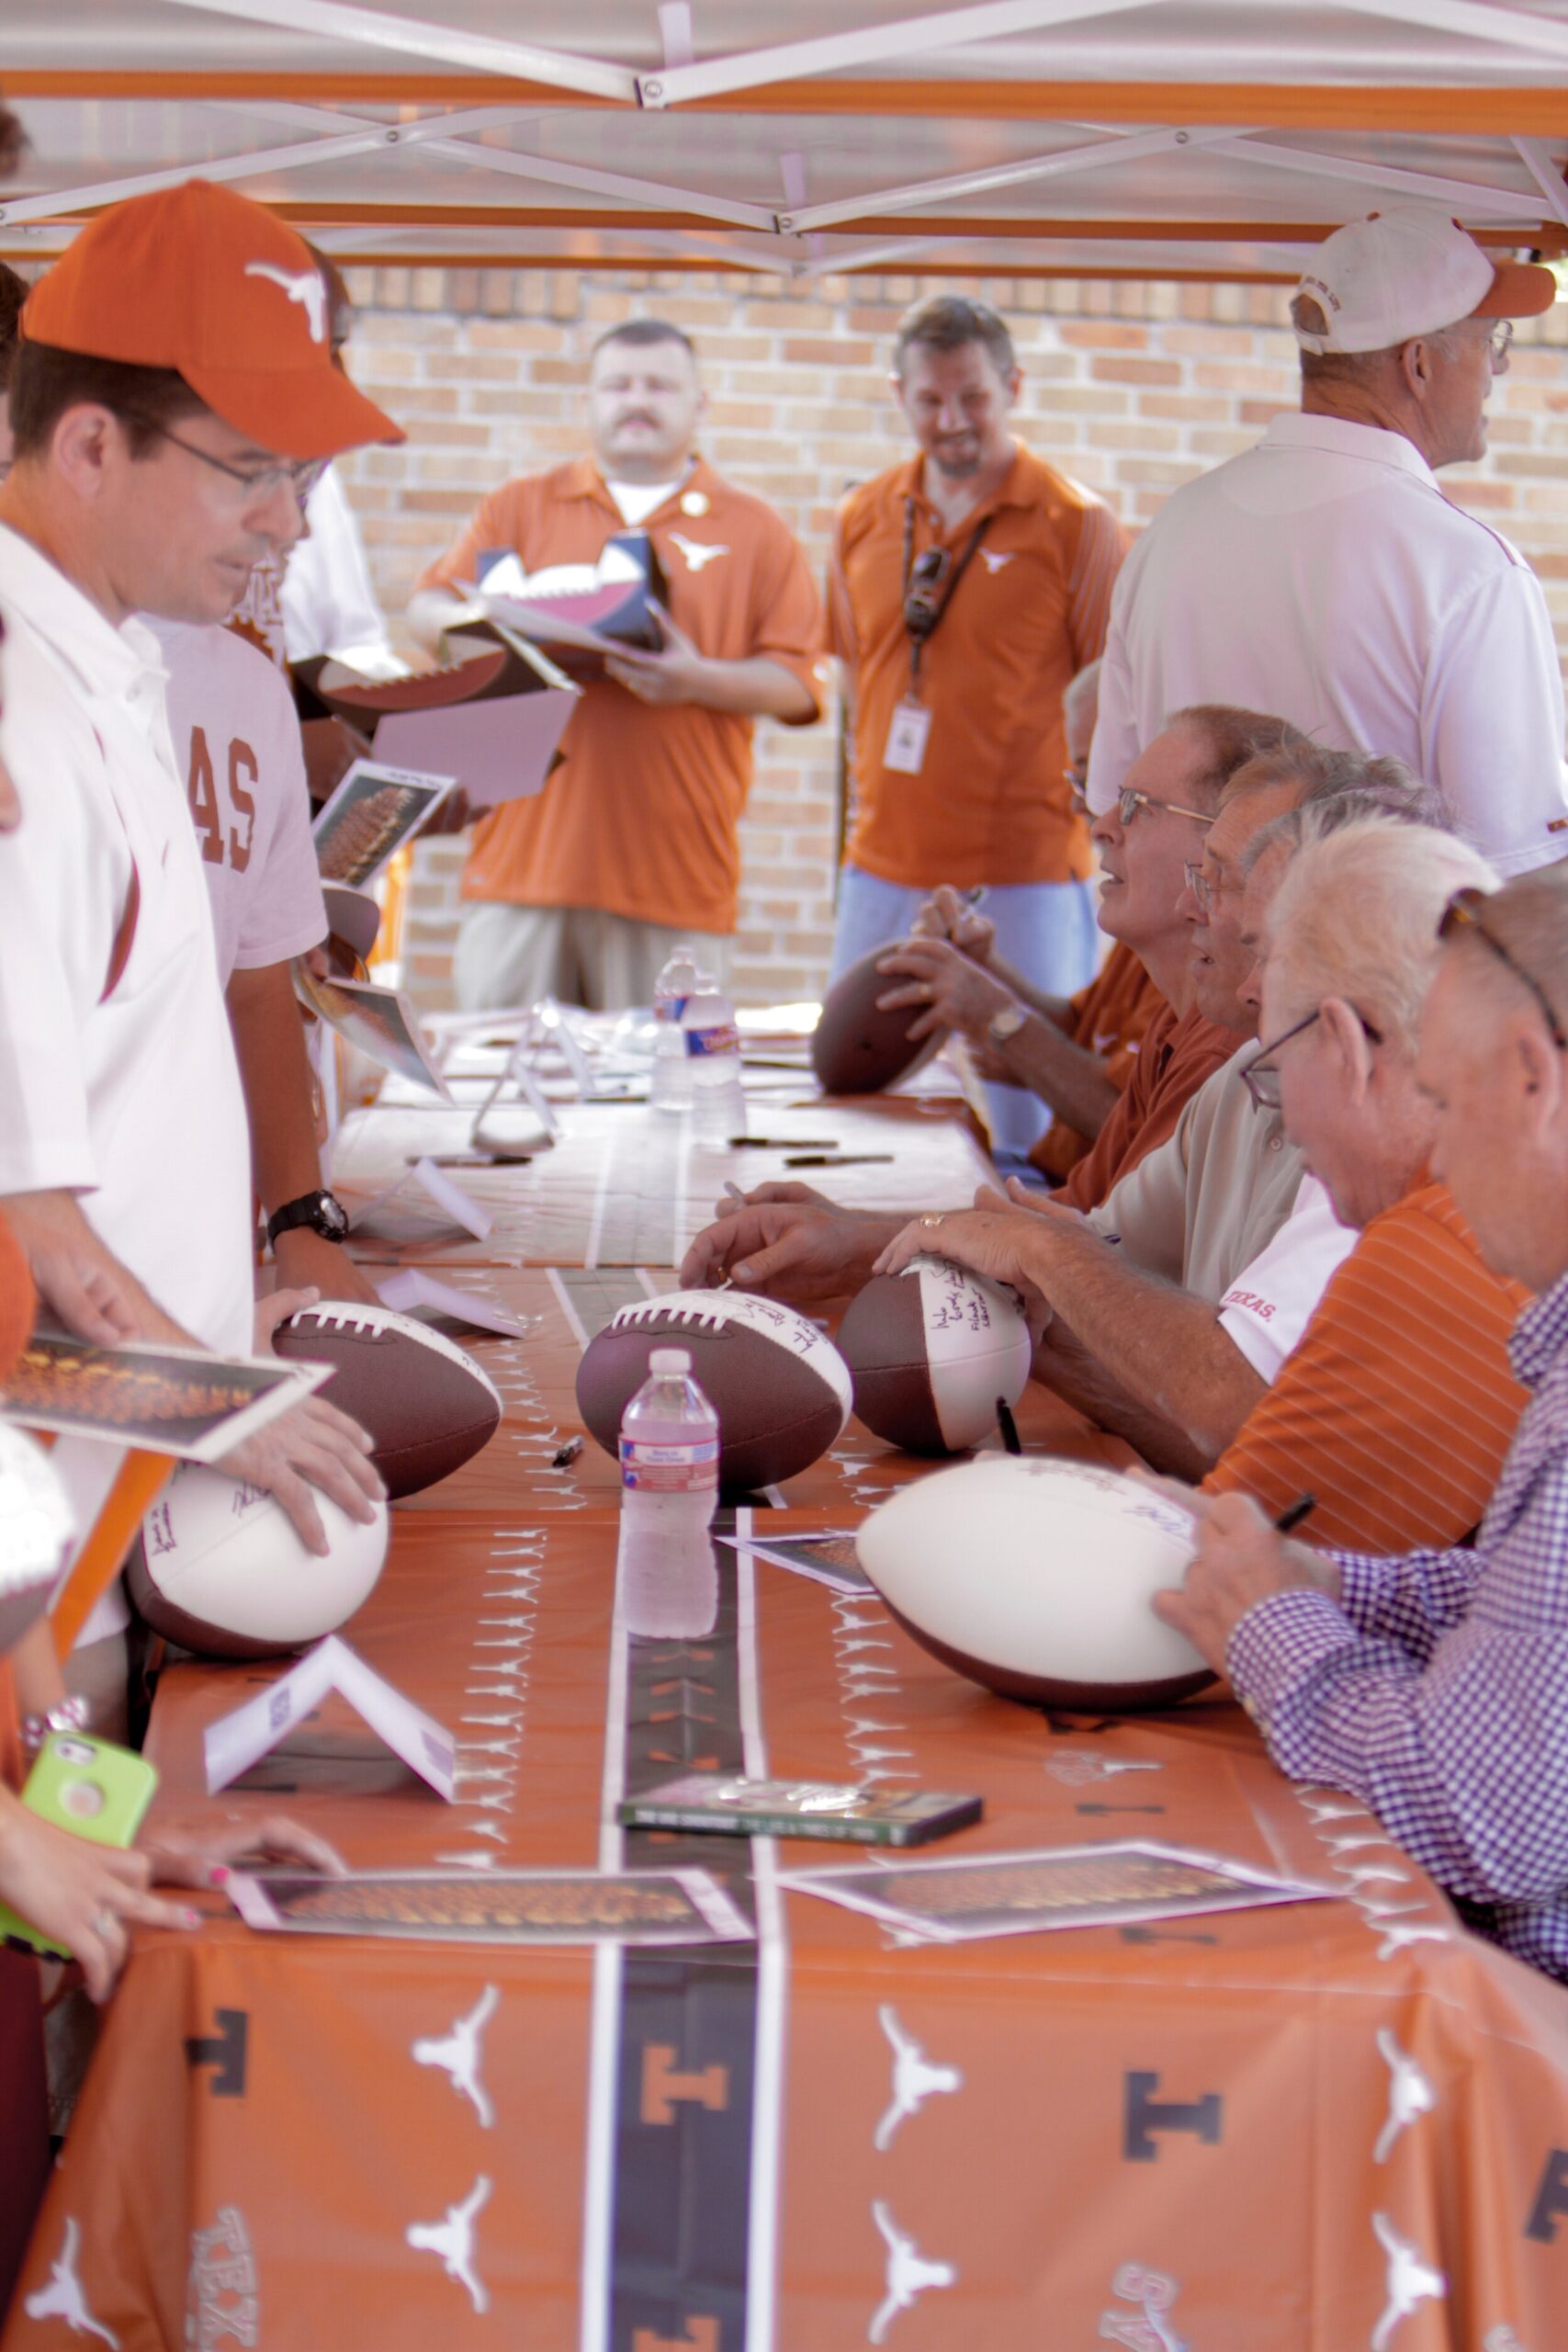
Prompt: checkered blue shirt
<box><xmin>1227</xmin><ymin>1261</ymin><xmax>1568</xmax><ymax>1983</ymax></box>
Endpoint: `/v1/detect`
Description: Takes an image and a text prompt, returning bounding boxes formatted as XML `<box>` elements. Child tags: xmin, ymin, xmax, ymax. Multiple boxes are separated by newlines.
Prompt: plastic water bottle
<box><xmin>682</xmin><ymin>985</ymin><xmax>747</xmax><ymax>1145</ymax></box>
<box><xmin>616</xmin><ymin>1347</ymin><xmax>720</xmax><ymax>1638</ymax></box>
<box><xmin>649</xmin><ymin>944</ymin><xmax>701</xmax><ymax>1114</ymax></box>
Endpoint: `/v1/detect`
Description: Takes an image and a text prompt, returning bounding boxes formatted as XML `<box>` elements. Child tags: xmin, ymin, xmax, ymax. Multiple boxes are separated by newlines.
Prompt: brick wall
<box><xmin>334</xmin><ymin>267</ymin><xmax>1568</xmax><ymax>1013</ymax></box>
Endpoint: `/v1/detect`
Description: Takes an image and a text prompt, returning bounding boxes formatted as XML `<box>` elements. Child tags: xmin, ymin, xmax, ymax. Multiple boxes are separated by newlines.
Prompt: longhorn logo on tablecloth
<box><xmin>412</xmin><ymin>1985</ymin><xmax>500</xmax><ymax>2128</ymax></box>
<box><xmin>1374</xmin><ymin>2030</ymin><xmax>1435</xmax><ymax>2164</ymax></box>
<box><xmin>868</xmin><ymin>2201</ymin><xmax>956</xmax><ymax>2344</ymax></box>
<box><xmin>874</xmin><ymin>2006</ymin><xmax>963</xmax><ymax>2151</ymax></box>
<box><xmin>1373</xmin><ymin>1922</ymin><xmax>1451</xmax><ymax>1964</ymax></box>
<box><xmin>23</xmin><ymin>2219</ymin><xmax>120</xmax><ymax>2346</ymax></box>
<box><xmin>406</xmin><ymin>2176</ymin><xmax>492</xmax><ymax>2315</ymax></box>
<box><xmin>1371</xmin><ymin>2214</ymin><xmax>1446</xmax><ymax>2349</ymax></box>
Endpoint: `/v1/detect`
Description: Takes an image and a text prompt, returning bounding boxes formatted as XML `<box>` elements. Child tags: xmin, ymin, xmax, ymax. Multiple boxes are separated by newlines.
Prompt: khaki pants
<box><xmin>455</xmin><ymin>900</ymin><xmax>731</xmax><ymax>1014</ymax></box>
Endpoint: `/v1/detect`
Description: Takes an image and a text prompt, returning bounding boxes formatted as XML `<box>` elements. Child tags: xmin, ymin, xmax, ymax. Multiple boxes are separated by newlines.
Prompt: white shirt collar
<box><xmin>1258</xmin><ymin>410</ymin><xmax>1440</xmax><ymax>492</ymax></box>
<box><xmin>0</xmin><ymin>522</ymin><xmax>168</xmax><ymax>705</ymax></box>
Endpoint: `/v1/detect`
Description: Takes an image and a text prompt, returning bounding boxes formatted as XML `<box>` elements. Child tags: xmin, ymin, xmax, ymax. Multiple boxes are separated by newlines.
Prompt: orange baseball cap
<box><xmin>21</xmin><ymin>178</ymin><xmax>402</xmax><ymax>459</ymax></box>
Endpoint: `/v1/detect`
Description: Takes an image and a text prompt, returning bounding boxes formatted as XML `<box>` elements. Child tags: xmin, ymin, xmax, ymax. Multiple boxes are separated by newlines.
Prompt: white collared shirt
<box><xmin>0</xmin><ymin>525</ymin><xmax>254</xmax><ymax>1355</ymax></box>
<box><xmin>1089</xmin><ymin>411</ymin><xmax>1568</xmax><ymax>875</ymax></box>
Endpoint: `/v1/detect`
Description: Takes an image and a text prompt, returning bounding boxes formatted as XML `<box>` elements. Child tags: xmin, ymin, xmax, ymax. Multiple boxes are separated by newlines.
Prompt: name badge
<box><xmin>884</xmin><ymin>697</ymin><xmax>931</xmax><ymax>775</ymax></box>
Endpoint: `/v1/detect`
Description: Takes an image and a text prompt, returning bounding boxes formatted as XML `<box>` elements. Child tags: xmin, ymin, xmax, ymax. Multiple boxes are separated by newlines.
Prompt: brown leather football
<box><xmin>810</xmin><ymin>946</ymin><xmax>944</xmax><ymax>1095</ymax></box>
<box><xmin>575</xmin><ymin>1292</ymin><xmax>852</xmax><ymax>1495</ymax></box>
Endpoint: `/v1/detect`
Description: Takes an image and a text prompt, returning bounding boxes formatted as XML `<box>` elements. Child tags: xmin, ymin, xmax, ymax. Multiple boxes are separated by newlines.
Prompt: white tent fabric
<box><xmin>2</xmin><ymin>0</ymin><xmax>1565</xmax><ymax>283</ymax></box>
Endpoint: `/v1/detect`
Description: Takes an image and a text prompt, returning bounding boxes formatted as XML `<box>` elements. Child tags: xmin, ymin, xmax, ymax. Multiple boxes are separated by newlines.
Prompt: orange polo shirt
<box><xmin>415</xmin><ymin>458</ymin><xmax>823</xmax><ymax>936</ymax></box>
<box><xmin>1030</xmin><ymin>942</ymin><xmax>1168</xmax><ymax>1184</ymax></box>
<box><xmin>0</xmin><ymin>1213</ymin><xmax>32</xmax><ymax>1386</ymax></box>
<box><xmin>1206</xmin><ymin>1179</ymin><xmax>1530</xmax><ymax>1555</ymax></box>
<box><xmin>1059</xmin><ymin>1000</ymin><xmax>1239</xmax><ymax>1214</ymax></box>
<box><xmin>827</xmin><ymin>443</ymin><xmax>1125</xmax><ymax>890</ymax></box>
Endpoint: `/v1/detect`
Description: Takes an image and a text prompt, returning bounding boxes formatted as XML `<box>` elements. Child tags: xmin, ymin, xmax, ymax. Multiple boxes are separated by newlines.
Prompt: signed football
<box><xmin>576</xmin><ymin>1291</ymin><xmax>852</xmax><ymax>1494</ymax></box>
<box><xmin>839</xmin><ymin>1255</ymin><xmax>1032</xmax><ymax>1454</ymax></box>
<box><xmin>130</xmin><ymin>1465</ymin><xmax>389</xmax><ymax>1659</ymax></box>
<box><xmin>856</xmin><ymin>1454</ymin><xmax>1213</xmax><ymax>1711</ymax></box>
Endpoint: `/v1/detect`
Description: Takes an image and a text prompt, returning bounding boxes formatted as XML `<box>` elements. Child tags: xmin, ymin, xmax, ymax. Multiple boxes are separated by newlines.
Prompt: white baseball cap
<box><xmin>1292</xmin><ymin>208</ymin><xmax>1556</xmax><ymax>355</ymax></box>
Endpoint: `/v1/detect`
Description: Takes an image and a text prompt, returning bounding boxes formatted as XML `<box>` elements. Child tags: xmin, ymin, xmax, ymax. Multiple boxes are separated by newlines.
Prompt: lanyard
<box><xmin>901</xmin><ymin>494</ymin><xmax>993</xmax><ymax>695</ymax></box>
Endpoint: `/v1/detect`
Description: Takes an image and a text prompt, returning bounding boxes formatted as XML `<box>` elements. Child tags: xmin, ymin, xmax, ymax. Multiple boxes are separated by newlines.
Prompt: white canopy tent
<box><xmin>1</xmin><ymin>0</ymin><xmax>1565</xmax><ymax>287</ymax></box>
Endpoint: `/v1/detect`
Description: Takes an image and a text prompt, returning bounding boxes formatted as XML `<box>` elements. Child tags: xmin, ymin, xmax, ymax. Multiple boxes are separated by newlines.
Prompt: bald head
<box><xmin>1420</xmin><ymin>862</ymin><xmax>1568</xmax><ymax>1293</ymax></box>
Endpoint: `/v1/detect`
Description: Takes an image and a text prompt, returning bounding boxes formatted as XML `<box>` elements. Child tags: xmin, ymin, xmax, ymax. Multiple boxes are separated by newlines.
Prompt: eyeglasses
<box><xmin>1182</xmin><ymin>858</ymin><xmax>1241</xmax><ymax>914</ymax></box>
<box><xmin>1117</xmin><ymin>786</ymin><xmax>1215</xmax><ymax>831</ymax></box>
<box><xmin>1241</xmin><ymin>1004</ymin><xmax>1382</xmax><ymax>1113</ymax></box>
<box><xmin>1439</xmin><ymin>887</ymin><xmax>1566</xmax><ymax>1048</ymax></box>
<box><xmin>125</xmin><ymin>416</ymin><xmax>327</xmax><ymax>506</ymax></box>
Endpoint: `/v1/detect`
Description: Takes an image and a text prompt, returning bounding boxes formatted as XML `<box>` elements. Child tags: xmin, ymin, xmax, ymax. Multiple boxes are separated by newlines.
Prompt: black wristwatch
<box><xmin>266</xmin><ymin>1189</ymin><xmax>351</xmax><ymax>1247</ymax></box>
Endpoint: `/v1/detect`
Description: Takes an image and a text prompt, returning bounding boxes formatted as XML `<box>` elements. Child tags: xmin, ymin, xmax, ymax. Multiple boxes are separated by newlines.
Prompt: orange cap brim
<box><xmin>1471</xmin><ymin>258</ymin><xmax>1559</xmax><ymax>322</ymax></box>
<box><xmin>183</xmin><ymin>356</ymin><xmax>404</xmax><ymax>460</ymax></box>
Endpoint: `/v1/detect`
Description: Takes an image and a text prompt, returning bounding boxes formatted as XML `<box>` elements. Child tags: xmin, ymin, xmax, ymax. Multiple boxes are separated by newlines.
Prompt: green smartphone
<box><xmin>0</xmin><ymin>1732</ymin><xmax>159</xmax><ymax>1959</ymax></box>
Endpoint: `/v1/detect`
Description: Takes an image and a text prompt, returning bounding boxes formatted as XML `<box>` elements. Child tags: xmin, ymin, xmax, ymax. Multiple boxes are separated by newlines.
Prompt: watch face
<box><xmin>317</xmin><ymin>1194</ymin><xmax>351</xmax><ymax>1241</ymax></box>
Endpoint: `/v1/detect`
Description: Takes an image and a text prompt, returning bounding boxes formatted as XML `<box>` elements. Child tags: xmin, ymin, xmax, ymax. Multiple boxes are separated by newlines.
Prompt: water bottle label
<box><xmin>620</xmin><ymin>1437</ymin><xmax>719</xmax><ymax>1493</ymax></box>
<box><xmin>684</xmin><ymin>1023</ymin><xmax>740</xmax><ymax>1059</ymax></box>
<box><xmin>655</xmin><ymin>992</ymin><xmax>692</xmax><ymax>1022</ymax></box>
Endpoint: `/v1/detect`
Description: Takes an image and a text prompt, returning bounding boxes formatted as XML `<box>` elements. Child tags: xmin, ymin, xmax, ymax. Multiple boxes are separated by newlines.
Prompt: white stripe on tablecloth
<box><xmin>737</xmin><ymin>1512</ymin><xmax>789</xmax><ymax>2352</ymax></box>
<box><xmin>577</xmin><ymin>1527</ymin><xmax>631</xmax><ymax>2352</ymax></box>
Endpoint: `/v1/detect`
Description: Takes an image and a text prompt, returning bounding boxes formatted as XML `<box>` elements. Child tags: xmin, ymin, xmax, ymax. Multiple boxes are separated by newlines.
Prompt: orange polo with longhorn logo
<box><xmin>415</xmin><ymin>458</ymin><xmax>823</xmax><ymax>937</ymax></box>
<box><xmin>827</xmin><ymin>443</ymin><xmax>1125</xmax><ymax>891</ymax></box>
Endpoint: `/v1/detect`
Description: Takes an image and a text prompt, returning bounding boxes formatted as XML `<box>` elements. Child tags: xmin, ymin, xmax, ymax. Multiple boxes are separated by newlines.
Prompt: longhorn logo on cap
<box><xmin>243</xmin><ymin>261</ymin><xmax>329</xmax><ymax>344</ymax></box>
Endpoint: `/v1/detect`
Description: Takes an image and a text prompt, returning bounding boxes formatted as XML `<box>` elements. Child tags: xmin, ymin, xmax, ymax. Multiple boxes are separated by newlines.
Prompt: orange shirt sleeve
<box><xmin>412</xmin><ymin>482</ymin><xmax>530</xmax><ymax>601</ymax></box>
<box><xmin>0</xmin><ymin>1213</ymin><xmax>34</xmax><ymax>1386</ymax></box>
<box><xmin>745</xmin><ymin>512</ymin><xmax>827</xmax><ymax>721</ymax></box>
<box><xmin>1205</xmin><ymin>1183</ymin><xmax>1529</xmax><ymax>1556</ymax></box>
<box><xmin>1065</xmin><ymin>497</ymin><xmax>1128</xmax><ymax>671</ymax></box>
<box><xmin>1060</xmin><ymin>1005</ymin><xmax>1235</xmax><ymax>1213</ymax></box>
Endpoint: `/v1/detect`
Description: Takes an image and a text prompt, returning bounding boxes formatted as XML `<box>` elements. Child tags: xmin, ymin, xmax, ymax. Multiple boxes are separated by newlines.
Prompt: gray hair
<box><xmin>1292</xmin><ymin>293</ymin><xmax>1470</xmax><ymax>389</ymax></box>
<box><xmin>1265</xmin><ymin>817</ymin><xmax>1497</xmax><ymax>1054</ymax></box>
<box><xmin>1238</xmin><ymin>754</ymin><xmax>1450</xmax><ymax>877</ymax></box>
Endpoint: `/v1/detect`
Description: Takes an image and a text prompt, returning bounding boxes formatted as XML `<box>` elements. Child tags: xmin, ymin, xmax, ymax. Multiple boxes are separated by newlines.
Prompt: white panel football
<box><xmin>856</xmin><ymin>1454</ymin><xmax>1213</xmax><ymax>1710</ymax></box>
<box><xmin>0</xmin><ymin>1425</ymin><xmax>73</xmax><ymax>1653</ymax></box>
<box><xmin>130</xmin><ymin>1464</ymin><xmax>389</xmax><ymax>1659</ymax></box>
<box><xmin>839</xmin><ymin>1254</ymin><xmax>1032</xmax><ymax>1453</ymax></box>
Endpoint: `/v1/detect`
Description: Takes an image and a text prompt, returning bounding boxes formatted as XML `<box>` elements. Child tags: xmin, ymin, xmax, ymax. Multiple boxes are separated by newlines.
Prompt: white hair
<box><xmin>1266</xmin><ymin>816</ymin><xmax>1497</xmax><ymax>1054</ymax></box>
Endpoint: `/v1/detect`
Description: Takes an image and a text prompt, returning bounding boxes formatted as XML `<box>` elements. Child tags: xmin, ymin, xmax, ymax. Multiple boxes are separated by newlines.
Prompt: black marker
<box><xmin>784</xmin><ymin>1152</ymin><xmax>894</xmax><ymax>1169</ymax></box>
<box><xmin>996</xmin><ymin>1396</ymin><xmax>1022</xmax><ymax>1456</ymax></box>
<box><xmin>1273</xmin><ymin>1493</ymin><xmax>1317</xmax><ymax>1535</ymax></box>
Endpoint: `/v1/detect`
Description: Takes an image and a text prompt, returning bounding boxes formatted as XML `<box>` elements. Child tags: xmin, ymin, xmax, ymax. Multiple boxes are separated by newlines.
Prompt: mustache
<box><xmin>612</xmin><ymin>411</ymin><xmax>661</xmax><ymax>429</ymax></box>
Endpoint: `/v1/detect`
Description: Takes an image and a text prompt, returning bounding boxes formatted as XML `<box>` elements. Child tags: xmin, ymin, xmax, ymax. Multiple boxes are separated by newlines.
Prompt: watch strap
<box><xmin>266</xmin><ymin>1191</ymin><xmax>349</xmax><ymax>1246</ymax></box>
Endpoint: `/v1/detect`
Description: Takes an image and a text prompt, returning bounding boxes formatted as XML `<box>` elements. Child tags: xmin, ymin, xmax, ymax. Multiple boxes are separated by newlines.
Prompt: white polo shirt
<box><xmin>143</xmin><ymin>616</ymin><xmax>327</xmax><ymax>987</ymax></box>
<box><xmin>1216</xmin><ymin>1173</ymin><xmax>1357</xmax><ymax>1383</ymax></box>
<box><xmin>1089</xmin><ymin>411</ymin><xmax>1568</xmax><ymax>876</ymax></box>
<box><xmin>279</xmin><ymin>464</ymin><xmax>393</xmax><ymax>665</ymax></box>
<box><xmin>0</xmin><ymin>526</ymin><xmax>254</xmax><ymax>1355</ymax></box>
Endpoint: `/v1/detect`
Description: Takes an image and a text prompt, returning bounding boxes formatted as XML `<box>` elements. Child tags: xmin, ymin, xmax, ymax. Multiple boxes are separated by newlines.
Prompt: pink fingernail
<box><xmin>209</xmin><ymin>1864</ymin><xmax>231</xmax><ymax>1887</ymax></box>
<box><xmin>180</xmin><ymin>1909</ymin><xmax>202</xmax><ymax>1929</ymax></box>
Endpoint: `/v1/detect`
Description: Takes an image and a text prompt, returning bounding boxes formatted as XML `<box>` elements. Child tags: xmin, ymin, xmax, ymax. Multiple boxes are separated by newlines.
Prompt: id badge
<box><xmin>883</xmin><ymin>696</ymin><xmax>931</xmax><ymax>775</ymax></box>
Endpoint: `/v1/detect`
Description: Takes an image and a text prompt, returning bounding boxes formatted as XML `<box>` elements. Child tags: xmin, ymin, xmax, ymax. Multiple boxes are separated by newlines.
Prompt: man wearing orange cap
<box><xmin>0</xmin><ymin>181</ymin><xmax>402</xmax><ymax>1699</ymax></box>
<box><xmin>1089</xmin><ymin>209</ymin><xmax>1568</xmax><ymax>876</ymax></box>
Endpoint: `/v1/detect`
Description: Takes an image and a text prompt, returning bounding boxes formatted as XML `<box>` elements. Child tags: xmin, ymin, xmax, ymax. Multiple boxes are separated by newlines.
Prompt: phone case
<box><xmin>0</xmin><ymin>1733</ymin><xmax>160</xmax><ymax>1959</ymax></box>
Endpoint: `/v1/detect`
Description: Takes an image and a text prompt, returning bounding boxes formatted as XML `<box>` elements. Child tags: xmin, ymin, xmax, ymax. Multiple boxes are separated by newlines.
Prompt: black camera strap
<box><xmin>900</xmin><ymin>494</ymin><xmax>993</xmax><ymax>694</ymax></box>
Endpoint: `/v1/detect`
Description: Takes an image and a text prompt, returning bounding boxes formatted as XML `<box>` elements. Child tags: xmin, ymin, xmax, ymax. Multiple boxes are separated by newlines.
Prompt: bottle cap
<box><xmin>649</xmin><ymin>1348</ymin><xmax>692</xmax><ymax>1374</ymax></box>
